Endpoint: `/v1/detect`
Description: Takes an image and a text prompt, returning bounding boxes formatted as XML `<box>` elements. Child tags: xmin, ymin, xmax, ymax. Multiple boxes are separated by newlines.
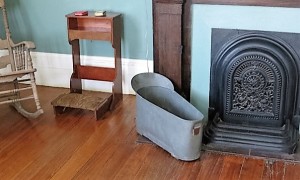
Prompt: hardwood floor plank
<box><xmin>161</xmin><ymin>154</ymin><xmax>187</xmax><ymax>179</ymax></box>
<box><xmin>283</xmin><ymin>162</ymin><xmax>300</xmax><ymax>180</ymax></box>
<box><xmin>219</xmin><ymin>154</ymin><xmax>245</xmax><ymax>180</ymax></box>
<box><xmin>51</xmin><ymin>96</ymin><xmax>136</xmax><ymax>179</ymax></box>
<box><xmin>239</xmin><ymin>157</ymin><xmax>265</xmax><ymax>180</ymax></box>
<box><xmin>87</xmin><ymin>142</ymin><xmax>136</xmax><ymax>179</ymax></box>
<box><xmin>0</xmin><ymin>86</ymin><xmax>299</xmax><ymax>179</ymax></box>
<box><xmin>113</xmin><ymin>144</ymin><xmax>152</xmax><ymax>180</ymax></box>
<box><xmin>66</xmin><ymin>97</ymin><xmax>136</xmax><ymax>179</ymax></box>
<box><xmin>262</xmin><ymin>160</ymin><xmax>285</xmax><ymax>180</ymax></box>
<box><xmin>195</xmin><ymin>151</ymin><xmax>223</xmax><ymax>180</ymax></box>
<box><xmin>171</xmin><ymin>160</ymin><xmax>198</xmax><ymax>179</ymax></box>
<box><xmin>149</xmin><ymin>146</ymin><xmax>187</xmax><ymax>180</ymax></box>
<box><xmin>50</xmin><ymin>119</ymin><xmax>116</xmax><ymax>179</ymax></box>
<box><xmin>72</xmin><ymin>141</ymin><xmax>121</xmax><ymax>179</ymax></box>
<box><xmin>11</xmin><ymin>112</ymin><xmax>94</xmax><ymax>179</ymax></box>
<box><xmin>0</xmin><ymin>116</ymin><xmax>79</xmax><ymax>178</ymax></box>
<box><xmin>134</xmin><ymin>145</ymin><xmax>175</xmax><ymax>179</ymax></box>
<box><xmin>0</xmin><ymin>88</ymin><xmax>75</xmax><ymax>179</ymax></box>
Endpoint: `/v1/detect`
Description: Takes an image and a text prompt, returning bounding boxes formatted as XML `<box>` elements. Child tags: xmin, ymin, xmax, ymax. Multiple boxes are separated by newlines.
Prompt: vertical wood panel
<box><xmin>153</xmin><ymin>2</ymin><xmax>183</xmax><ymax>93</ymax></box>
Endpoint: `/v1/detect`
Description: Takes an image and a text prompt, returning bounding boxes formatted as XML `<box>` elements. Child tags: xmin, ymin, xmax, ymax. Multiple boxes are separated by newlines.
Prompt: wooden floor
<box><xmin>1</xmin><ymin>86</ymin><xmax>300</xmax><ymax>180</ymax></box>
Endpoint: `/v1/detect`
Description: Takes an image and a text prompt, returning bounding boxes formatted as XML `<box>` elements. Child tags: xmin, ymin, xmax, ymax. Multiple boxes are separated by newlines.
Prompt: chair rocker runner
<box><xmin>0</xmin><ymin>0</ymin><xmax>43</xmax><ymax>118</ymax></box>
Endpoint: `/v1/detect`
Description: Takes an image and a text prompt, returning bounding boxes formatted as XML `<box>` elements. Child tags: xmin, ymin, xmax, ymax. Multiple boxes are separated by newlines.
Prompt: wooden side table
<box><xmin>51</xmin><ymin>12</ymin><xmax>123</xmax><ymax>120</ymax></box>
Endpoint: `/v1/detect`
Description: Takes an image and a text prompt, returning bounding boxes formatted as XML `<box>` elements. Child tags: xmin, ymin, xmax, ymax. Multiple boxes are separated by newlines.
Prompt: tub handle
<box><xmin>193</xmin><ymin>123</ymin><xmax>203</xmax><ymax>136</ymax></box>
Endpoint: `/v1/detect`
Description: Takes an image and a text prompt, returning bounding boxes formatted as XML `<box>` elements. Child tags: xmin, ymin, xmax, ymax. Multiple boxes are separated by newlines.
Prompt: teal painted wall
<box><xmin>191</xmin><ymin>5</ymin><xmax>300</xmax><ymax>120</ymax></box>
<box><xmin>3</xmin><ymin>0</ymin><xmax>153</xmax><ymax>60</ymax></box>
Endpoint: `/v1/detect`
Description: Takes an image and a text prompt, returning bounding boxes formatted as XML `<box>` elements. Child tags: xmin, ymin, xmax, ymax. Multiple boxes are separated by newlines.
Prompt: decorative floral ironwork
<box><xmin>242</xmin><ymin>71</ymin><xmax>266</xmax><ymax>92</ymax></box>
<box><xmin>232</xmin><ymin>76</ymin><xmax>274</xmax><ymax>113</ymax></box>
<box><xmin>230</xmin><ymin>58</ymin><xmax>275</xmax><ymax>114</ymax></box>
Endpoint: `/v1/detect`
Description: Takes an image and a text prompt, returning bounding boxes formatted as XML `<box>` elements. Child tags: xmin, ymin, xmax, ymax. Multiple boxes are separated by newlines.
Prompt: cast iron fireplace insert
<box><xmin>203</xmin><ymin>29</ymin><xmax>300</xmax><ymax>157</ymax></box>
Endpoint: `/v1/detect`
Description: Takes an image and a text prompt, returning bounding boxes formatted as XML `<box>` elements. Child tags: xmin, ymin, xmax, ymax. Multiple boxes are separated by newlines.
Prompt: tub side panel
<box><xmin>136</xmin><ymin>94</ymin><xmax>204</xmax><ymax>161</ymax></box>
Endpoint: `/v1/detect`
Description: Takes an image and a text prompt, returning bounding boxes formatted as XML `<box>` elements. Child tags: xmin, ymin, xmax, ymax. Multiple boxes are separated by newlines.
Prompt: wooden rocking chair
<box><xmin>0</xmin><ymin>0</ymin><xmax>43</xmax><ymax>118</ymax></box>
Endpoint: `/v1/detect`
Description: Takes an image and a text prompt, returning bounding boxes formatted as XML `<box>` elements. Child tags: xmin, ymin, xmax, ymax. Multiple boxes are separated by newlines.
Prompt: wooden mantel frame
<box><xmin>153</xmin><ymin>0</ymin><xmax>300</xmax><ymax>100</ymax></box>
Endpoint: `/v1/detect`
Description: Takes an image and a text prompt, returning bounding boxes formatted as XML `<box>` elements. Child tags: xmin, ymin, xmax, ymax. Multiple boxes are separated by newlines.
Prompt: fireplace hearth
<box><xmin>203</xmin><ymin>29</ymin><xmax>300</xmax><ymax>156</ymax></box>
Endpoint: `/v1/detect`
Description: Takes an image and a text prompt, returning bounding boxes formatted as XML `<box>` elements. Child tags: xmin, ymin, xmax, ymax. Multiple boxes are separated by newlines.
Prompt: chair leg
<box><xmin>13</xmin><ymin>79</ymin><xmax>21</xmax><ymax>99</ymax></box>
<box><xmin>11</xmin><ymin>73</ymin><xmax>43</xmax><ymax>119</ymax></box>
<box><xmin>29</xmin><ymin>73</ymin><xmax>43</xmax><ymax>113</ymax></box>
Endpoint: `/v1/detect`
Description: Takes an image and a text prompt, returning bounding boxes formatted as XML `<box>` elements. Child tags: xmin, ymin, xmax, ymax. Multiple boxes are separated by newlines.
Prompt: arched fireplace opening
<box><xmin>204</xmin><ymin>29</ymin><xmax>300</xmax><ymax>157</ymax></box>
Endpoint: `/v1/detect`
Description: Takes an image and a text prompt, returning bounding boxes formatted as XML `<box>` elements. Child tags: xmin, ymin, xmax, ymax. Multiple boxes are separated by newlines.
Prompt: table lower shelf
<box><xmin>51</xmin><ymin>91</ymin><xmax>112</xmax><ymax>120</ymax></box>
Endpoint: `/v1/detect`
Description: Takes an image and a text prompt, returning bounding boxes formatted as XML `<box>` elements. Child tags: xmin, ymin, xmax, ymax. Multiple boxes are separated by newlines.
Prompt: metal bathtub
<box><xmin>131</xmin><ymin>73</ymin><xmax>204</xmax><ymax>161</ymax></box>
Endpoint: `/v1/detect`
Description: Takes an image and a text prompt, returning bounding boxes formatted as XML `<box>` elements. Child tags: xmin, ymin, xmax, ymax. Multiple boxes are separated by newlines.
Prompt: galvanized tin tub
<box><xmin>131</xmin><ymin>73</ymin><xmax>204</xmax><ymax>161</ymax></box>
<box><xmin>131</xmin><ymin>72</ymin><xmax>174</xmax><ymax>91</ymax></box>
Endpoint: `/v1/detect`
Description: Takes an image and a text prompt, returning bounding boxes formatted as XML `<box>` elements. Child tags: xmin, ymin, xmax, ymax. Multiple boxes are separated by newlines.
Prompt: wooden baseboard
<box><xmin>29</xmin><ymin>52</ymin><xmax>153</xmax><ymax>94</ymax></box>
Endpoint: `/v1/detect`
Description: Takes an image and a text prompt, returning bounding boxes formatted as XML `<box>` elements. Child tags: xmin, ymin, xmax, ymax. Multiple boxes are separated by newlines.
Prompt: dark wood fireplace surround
<box><xmin>152</xmin><ymin>0</ymin><xmax>300</xmax><ymax>100</ymax></box>
<box><xmin>153</xmin><ymin>0</ymin><xmax>300</xmax><ymax>160</ymax></box>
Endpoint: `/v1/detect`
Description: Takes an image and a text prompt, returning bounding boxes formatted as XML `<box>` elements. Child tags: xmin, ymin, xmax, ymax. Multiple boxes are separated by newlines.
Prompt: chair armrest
<box><xmin>13</xmin><ymin>41</ymin><xmax>36</xmax><ymax>49</ymax></box>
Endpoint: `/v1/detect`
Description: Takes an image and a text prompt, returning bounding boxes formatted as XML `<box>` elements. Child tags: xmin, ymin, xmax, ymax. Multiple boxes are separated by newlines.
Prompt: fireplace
<box><xmin>203</xmin><ymin>29</ymin><xmax>300</xmax><ymax>155</ymax></box>
<box><xmin>152</xmin><ymin>0</ymin><xmax>300</xmax><ymax>157</ymax></box>
<box><xmin>190</xmin><ymin>4</ymin><xmax>300</xmax><ymax>158</ymax></box>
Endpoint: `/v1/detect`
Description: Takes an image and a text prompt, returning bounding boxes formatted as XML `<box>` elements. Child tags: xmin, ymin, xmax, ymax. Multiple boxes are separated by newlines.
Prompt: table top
<box><xmin>66</xmin><ymin>11</ymin><xmax>121</xmax><ymax>19</ymax></box>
